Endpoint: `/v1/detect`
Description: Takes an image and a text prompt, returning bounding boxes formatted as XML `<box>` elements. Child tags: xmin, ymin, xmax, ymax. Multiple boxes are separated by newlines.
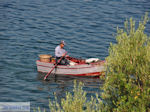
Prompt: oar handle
<box><xmin>44</xmin><ymin>52</ymin><xmax>67</xmax><ymax>80</ymax></box>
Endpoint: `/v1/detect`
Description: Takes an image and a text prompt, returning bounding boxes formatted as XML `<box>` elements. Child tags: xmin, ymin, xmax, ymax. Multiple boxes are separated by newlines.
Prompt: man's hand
<box><xmin>62</xmin><ymin>53</ymin><xmax>65</xmax><ymax>57</ymax></box>
<box><xmin>62</xmin><ymin>52</ymin><xmax>67</xmax><ymax>57</ymax></box>
<box><xmin>66</xmin><ymin>55</ymin><xmax>69</xmax><ymax>57</ymax></box>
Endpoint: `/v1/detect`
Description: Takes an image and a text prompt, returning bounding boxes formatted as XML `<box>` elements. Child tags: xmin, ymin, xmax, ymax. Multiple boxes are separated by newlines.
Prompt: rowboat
<box><xmin>36</xmin><ymin>55</ymin><xmax>105</xmax><ymax>77</ymax></box>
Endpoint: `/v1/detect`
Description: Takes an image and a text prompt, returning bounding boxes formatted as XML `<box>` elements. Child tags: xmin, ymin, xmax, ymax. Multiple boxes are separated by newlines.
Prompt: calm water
<box><xmin>0</xmin><ymin>0</ymin><xmax>150</xmax><ymax>111</ymax></box>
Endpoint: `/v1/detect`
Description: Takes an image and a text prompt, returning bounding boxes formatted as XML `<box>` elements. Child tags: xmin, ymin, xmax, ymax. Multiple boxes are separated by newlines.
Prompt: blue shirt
<box><xmin>55</xmin><ymin>45</ymin><xmax>66</xmax><ymax>57</ymax></box>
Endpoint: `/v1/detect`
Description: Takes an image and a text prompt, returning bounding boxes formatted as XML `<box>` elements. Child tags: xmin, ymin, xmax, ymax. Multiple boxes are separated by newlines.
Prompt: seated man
<box><xmin>55</xmin><ymin>41</ymin><xmax>69</xmax><ymax>65</ymax></box>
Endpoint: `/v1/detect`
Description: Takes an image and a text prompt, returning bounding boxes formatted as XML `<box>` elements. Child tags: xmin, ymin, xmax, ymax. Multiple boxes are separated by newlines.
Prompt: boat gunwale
<box><xmin>36</xmin><ymin>60</ymin><xmax>88</xmax><ymax>66</ymax></box>
<box><xmin>36</xmin><ymin>60</ymin><xmax>104</xmax><ymax>70</ymax></box>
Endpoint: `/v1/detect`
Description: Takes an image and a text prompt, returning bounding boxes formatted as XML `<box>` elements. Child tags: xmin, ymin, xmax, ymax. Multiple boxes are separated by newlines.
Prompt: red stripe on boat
<box><xmin>65</xmin><ymin>72</ymin><xmax>101</xmax><ymax>76</ymax></box>
<box><xmin>38</xmin><ymin>71</ymin><xmax>101</xmax><ymax>76</ymax></box>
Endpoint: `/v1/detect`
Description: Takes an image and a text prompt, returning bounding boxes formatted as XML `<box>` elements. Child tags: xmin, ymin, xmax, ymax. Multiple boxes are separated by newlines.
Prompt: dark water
<box><xmin>0</xmin><ymin>0</ymin><xmax>150</xmax><ymax>111</ymax></box>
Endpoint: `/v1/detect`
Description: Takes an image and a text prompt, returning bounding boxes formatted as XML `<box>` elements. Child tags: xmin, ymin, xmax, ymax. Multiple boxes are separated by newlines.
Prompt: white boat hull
<box><xmin>36</xmin><ymin>60</ymin><xmax>105</xmax><ymax>76</ymax></box>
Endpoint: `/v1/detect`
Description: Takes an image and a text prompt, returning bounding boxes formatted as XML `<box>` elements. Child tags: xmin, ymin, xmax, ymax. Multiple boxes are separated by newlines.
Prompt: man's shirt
<box><xmin>55</xmin><ymin>45</ymin><xmax>66</xmax><ymax>57</ymax></box>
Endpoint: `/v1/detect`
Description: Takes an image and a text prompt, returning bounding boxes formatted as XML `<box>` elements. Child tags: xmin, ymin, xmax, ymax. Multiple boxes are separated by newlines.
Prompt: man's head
<box><xmin>60</xmin><ymin>40</ymin><xmax>65</xmax><ymax>48</ymax></box>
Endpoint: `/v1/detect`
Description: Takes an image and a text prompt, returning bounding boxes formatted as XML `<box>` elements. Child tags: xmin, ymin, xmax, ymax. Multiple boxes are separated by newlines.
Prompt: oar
<box><xmin>44</xmin><ymin>52</ymin><xmax>67</xmax><ymax>80</ymax></box>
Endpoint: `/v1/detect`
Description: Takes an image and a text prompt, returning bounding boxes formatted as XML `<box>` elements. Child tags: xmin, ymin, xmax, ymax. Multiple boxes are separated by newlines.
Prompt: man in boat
<box><xmin>55</xmin><ymin>40</ymin><xmax>69</xmax><ymax>65</ymax></box>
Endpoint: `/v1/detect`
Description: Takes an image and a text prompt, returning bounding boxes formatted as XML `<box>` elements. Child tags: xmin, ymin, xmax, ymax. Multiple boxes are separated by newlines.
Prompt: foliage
<box><xmin>49</xmin><ymin>81</ymin><xmax>86</xmax><ymax>112</ymax></box>
<box><xmin>102</xmin><ymin>13</ymin><xmax>150</xmax><ymax>112</ymax></box>
<box><xmin>48</xmin><ymin>80</ymin><xmax>103</xmax><ymax>112</ymax></box>
<box><xmin>34</xmin><ymin>14</ymin><xmax>150</xmax><ymax>112</ymax></box>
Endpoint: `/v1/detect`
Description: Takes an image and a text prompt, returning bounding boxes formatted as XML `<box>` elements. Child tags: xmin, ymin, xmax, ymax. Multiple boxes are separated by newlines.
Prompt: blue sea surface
<box><xmin>0</xmin><ymin>0</ymin><xmax>150</xmax><ymax>110</ymax></box>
